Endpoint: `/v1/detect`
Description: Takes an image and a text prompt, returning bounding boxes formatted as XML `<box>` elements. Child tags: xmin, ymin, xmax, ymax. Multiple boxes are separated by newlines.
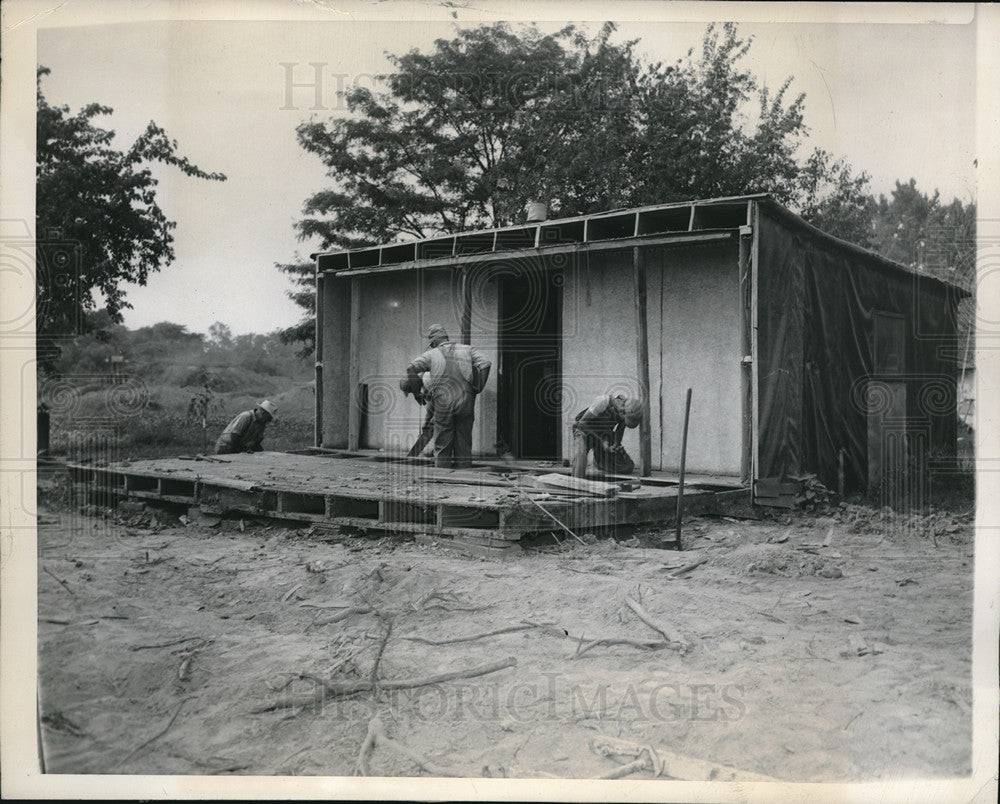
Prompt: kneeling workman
<box><xmin>571</xmin><ymin>393</ymin><xmax>642</xmax><ymax>477</ymax></box>
<box><xmin>215</xmin><ymin>399</ymin><xmax>276</xmax><ymax>454</ymax></box>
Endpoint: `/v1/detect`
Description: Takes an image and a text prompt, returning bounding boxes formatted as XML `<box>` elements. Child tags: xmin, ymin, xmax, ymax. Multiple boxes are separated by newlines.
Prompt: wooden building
<box><xmin>312</xmin><ymin>195</ymin><xmax>967</xmax><ymax>498</ymax></box>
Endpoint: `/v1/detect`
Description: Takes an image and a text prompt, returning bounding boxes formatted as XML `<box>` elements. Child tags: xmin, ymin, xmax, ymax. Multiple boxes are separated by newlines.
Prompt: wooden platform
<box><xmin>68</xmin><ymin>450</ymin><xmax>748</xmax><ymax>557</ymax></box>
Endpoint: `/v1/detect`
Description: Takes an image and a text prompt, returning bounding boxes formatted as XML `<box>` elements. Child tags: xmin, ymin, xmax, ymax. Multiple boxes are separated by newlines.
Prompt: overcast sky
<box><xmin>32</xmin><ymin>4</ymin><xmax>978</xmax><ymax>337</ymax></box>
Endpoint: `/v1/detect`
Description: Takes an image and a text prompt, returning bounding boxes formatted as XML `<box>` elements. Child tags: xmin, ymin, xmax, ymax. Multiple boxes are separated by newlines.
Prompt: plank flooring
<box><xmin>68</xmin><ymin>450</ymin><xmax>747</xmax><ymax>557</ymax></box>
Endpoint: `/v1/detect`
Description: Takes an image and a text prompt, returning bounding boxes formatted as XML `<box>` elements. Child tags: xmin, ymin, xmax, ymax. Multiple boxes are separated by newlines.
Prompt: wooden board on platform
<box><xmin>532</xmin><ymin>473</ymin><xmax>619</xmax><ymax>497</ymax></box>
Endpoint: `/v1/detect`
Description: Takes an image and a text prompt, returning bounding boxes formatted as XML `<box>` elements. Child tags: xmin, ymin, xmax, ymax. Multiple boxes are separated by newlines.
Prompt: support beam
<box><xmin>750</xmin><ymin>204</ymin><xmax>761</xmax><ymax>487</ymax></box>
<box><xmin>332</xmin><ymin>230</ymin><xmax>736</xmax><ymax>278</ymax></box>
<box><xmin>314</xmin><ymin>271</ymin><xmax>324</xmax><ymax>447</ymax></box>
<box><xmin>633</xmin><ymin>246</ymin><xmax>652</xmax><ymax>476</ymax></box>
<box><xmin>460</xmin><ymin>266</ymin><xmax>472</xmax><ymax>344</ymax></box>
<box><xmin>348</xmin><ymin>278</ymin><xmax>361</xmax><ymax>451</ymax></box>
<box><xmin>738</xmin><ymin>228</ymin><xmax>752</xmax><ymax>484</ymax></box>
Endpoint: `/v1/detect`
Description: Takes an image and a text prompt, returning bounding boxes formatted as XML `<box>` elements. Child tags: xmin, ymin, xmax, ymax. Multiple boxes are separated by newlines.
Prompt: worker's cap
<box><xmin>622</xmin><ymin>398</ymin><xmax>642</xmax><ymax>427</ymax></box>
<box><xmin>257</xmin><ymin>399</ymin><xmax>277</xmax><ymax>420</ymax></box>
<box><xmin>426</xmin><ymin>323</ymin><xmax>449</xmax><ymax>343</ymax></box>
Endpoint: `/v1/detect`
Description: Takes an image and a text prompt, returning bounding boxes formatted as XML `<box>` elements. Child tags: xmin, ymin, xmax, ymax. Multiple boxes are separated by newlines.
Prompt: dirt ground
<box><xmin>35</xmin><ymin>474</ymin><xmax>974</xmax><ymax>782</ymax></box>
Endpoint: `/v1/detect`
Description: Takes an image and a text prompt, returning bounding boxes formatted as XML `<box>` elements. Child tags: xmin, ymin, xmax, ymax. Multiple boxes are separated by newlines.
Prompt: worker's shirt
<box><xmin>409</xmin><ymin>342</ymin><xmax>490</xmax><ymax>395</ymax></box>
<box><xmin>574</xmin><ymin>394</ymin><xmax>627</xmax><ymax>438</ymax></box>
<box><xmin>220</xmin><ymin>410</ymin><xmax>267</xmax><ymax>451</ymax></box>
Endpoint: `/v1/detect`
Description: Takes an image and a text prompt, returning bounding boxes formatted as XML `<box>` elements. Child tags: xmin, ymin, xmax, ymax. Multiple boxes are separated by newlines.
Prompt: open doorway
<box><xmin>497</xmin><ymin>261</ymin><xmax>562</xmax><ymax>460</ymax></box>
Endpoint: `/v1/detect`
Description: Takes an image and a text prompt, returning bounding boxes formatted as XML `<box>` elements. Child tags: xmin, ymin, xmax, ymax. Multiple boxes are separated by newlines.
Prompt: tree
<box><xmin>797</xmin><ymin>149</ymin><xmax>877</xmax><ymax>248</ymax></box>
<box><xmin>281</xmin><ymin>22</ymin><xmax>871</xmax><ymax>350</ymax></box>
<box><xmin>207</xmin><ymin>321</ymin><xmax>235</xmax><ymax>350</ymax></box>
<box><xmin>36</xmin><ymin>66</ymin><xmax>226</xmax><ymax>369</ymax></box>
<box><xmin>276</xmin><ymin>258</ymin><xmax>316</xmax><ymax>357</ymax></box>
<box><xmin>869</xmin><ymin>179</ymin><xmax>976</xmax><ymax>286</ymax></box>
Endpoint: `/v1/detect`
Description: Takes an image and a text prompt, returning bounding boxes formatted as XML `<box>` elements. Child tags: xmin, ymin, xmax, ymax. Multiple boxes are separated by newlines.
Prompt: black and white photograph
<box><xmin>2</xmin><ymin>1</ymin><xmax>998</xmax><ymax>800</ymax></box>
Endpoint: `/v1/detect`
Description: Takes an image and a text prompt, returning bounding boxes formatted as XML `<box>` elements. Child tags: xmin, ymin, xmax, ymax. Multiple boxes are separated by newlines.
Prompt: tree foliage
<box><xmin>869</xmin><ymin>179</ymin><xmax>976</xmax><ymax>287</ymax></box>
<box><xmin>293</xmin><ymin>21</ymin><xmax>857</xmax><ymax>252</ymax></box>
<box><xmin>276</xmin><ymin>258</ymin><xmax>316</xmax><ymax>357</ymax></box>
<box><xmin>52</xmin><ymin>315</ymin><xmax>312</xmax><ymax>387</ymax></box>
<box><xmin>36</xmin><ymin>66</ymin><xmax>226</xmax><ymax>368</ymax></box>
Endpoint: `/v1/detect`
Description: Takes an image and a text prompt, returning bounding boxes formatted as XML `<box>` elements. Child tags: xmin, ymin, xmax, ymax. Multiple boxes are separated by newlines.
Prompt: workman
<box><xmin>215</xmin><ymin>399</ymin><xmax>277</xmax><ymax>454</ymax></box>
<box><xmin>571</xmin><ymin>393</ymin><xmax>642</xmax><ymax>477</ymax></box>
<box><xmin>399</xmin><ymin>371</ymin><xmax>435</xmax><ymax>457</ymax></box>
<box><xmin>403</xmin><ymin>324</ymin><xmax>491</xmax><ymax>469</ymax></box>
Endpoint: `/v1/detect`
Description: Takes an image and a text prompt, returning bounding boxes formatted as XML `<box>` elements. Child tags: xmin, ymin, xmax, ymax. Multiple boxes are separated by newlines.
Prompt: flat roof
<box><xmin>312</xmin><ymin>194</ymin><xmax>969</xmax><ymax>297</ymax></box>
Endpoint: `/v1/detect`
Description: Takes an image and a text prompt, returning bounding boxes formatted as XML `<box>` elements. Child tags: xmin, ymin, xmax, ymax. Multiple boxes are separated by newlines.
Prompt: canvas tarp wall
<box><xmin>755</xmin><ymin>204</ymin><xmax>963</xmax><ymax>491</ymax></box>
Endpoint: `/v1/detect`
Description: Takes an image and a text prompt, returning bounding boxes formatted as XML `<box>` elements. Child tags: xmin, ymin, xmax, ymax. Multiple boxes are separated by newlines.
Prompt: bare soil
<box><xmin>36</xmin><ymin>481</ymin><xmax>973</xmax><ymax>782</ymax></box>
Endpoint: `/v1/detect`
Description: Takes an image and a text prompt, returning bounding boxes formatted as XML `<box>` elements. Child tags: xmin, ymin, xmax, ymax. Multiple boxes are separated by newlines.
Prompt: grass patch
<box><xmin>48</xmin><ymin>389</ymin><xmax>316</xmax><ymax>461</ymax></box>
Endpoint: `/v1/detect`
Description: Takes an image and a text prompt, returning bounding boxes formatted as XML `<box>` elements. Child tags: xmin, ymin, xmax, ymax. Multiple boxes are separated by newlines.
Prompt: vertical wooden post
<box><xmin>314</xmin><ymin>271</ymin><xmax>324</xmax><ymax>447</ymax></box>
<box><xmin>347</xmin><ymin>277</ymin><xmax>361</xmax><ymax>451</ymax></box>
<box><xmin>675</xmin><ymin>387</ymin><xmax>692</xmax><ymax>548</ymax></box>
<box><xmin>460</xmin><ymin>265</ymin><xmax>472</xmax><ymax>344</ymax></box>
<box><xmin>738</xmin><ymin>227</ymin><xmax>752</xmax><ymax>484</ymax></box>
<box><xmin>750</xmin><ymin>203</ymin><xmax>761</xmax><ymax>492</ymax></box>
<box><xmin>633</xmin><ymin>246</ymin><xmax>652</xmax><ymax>476</ymax></box>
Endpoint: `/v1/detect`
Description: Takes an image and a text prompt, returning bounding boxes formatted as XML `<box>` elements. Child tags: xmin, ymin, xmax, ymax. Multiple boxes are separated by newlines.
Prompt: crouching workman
<box><xmin>571</xmin><ymin>392</ymin><xmax>642</xmax><ymax>478</ymax></box>
<box><xmin>215</xmin><ymin>399</ymin><xmax>277</xmax><ymax>454</ymax></box>
<box><xmin>403</xmin><ymin>324</ymin><xmax>490</xmax><ymax>469</ymax></box>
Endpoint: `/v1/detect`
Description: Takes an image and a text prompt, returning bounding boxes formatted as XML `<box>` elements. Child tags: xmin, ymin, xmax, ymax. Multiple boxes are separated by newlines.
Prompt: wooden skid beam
<box><xmin>414</xmin><ymin>532</ymin><xmax>522</xmax><ymax>559</ymax></box>
<box><xmin>199</xmin><ymin>484</ymin><xmax>278</xmax><ymax>516</ymax></box>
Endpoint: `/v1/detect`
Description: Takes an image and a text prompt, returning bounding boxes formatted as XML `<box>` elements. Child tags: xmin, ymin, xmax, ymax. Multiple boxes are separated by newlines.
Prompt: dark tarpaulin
<box><xmin>755</xmin><ymin>209</ymin><xmax>805</xmax><ymax>480</ymax></box>
<box><xmin>755</xmin><ymin>205</ymin><xmax>963</xmax><ymax>491</ymax></box>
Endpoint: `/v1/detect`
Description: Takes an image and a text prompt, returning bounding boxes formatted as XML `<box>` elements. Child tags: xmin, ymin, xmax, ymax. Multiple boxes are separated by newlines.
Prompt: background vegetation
<box><xmin>40</xmin><ymin>317</ymin><xmax>314</xmax><ymax>459</ymax></box>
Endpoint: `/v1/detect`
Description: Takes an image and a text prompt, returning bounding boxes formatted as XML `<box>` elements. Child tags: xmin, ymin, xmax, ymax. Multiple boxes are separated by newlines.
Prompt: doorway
<box><xmin>497</xmin><ymin>261</ymin><xmax>562</xmax><ymax>460</ymax></box>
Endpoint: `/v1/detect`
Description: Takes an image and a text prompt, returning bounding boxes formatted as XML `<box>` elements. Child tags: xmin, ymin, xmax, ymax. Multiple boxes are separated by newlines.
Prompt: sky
<box><xmin>31</xmin><ymin>3</ymin><xmax>978</xmax><ymax>338</ymax></box>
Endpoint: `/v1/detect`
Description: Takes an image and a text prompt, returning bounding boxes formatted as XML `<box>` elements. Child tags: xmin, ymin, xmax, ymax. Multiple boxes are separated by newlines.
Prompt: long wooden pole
<box><xmin>314</xmin><ymin>271</ymin><xmax>324</xmax><ymax>447</ymax></box>
<box><xmin>460</xmin><ymin>266</ymin><xmax>472</xmax><ymax>344</ymax></box>
<box><xmin>674</xmin><ymin>388</ymin><xmax>692</xmax><ymax>547</ymax></box>
<box><xmin>633</xmin><ymin>246</ymin><xmax>652</xmax><ymax>476</ymax></box>
<box><xmin>347</xmin><ymin>278</ymin><xmax>361</xmax><ymax>451</ymax></box>
<box><xmin>738</xmin><ymin>228</ymin><xmax>752</xmax><ymax>484</ymax></box>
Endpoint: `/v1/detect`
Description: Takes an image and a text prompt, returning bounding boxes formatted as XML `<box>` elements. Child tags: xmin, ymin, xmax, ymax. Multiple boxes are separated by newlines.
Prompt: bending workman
<box><xmin>403</xmin><ymin>324</ymin><xmax>490</xmax><ymax>469</ymax></box>
<box><xmin>571</xmin><ymin>392</ymin><xmax>642</xmax><ymax>477</ymax></box>
<box><xmin>215</xmin><ymin>399</ymin><xmax>277</xmax><ymax>454</ymax></box>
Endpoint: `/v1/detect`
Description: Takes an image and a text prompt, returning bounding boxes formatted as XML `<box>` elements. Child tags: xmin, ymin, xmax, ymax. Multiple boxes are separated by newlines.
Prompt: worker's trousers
<box><xmin>407</xmin><ymin>400</ymin><xmax>436</xmax><ymax>457</ymax></box>
<box><xmin>571</xmin><ymin>430</ymin><xmax>635</xmax><ymax>478</ymax></box>
<box><xmin>430</xmin><ymin>385</ymin><xmax>476</xmax><ymax>469</ymax></box>
<box><xmin>215</xmin><ymin>434</ymin><xmax>238</xmax><ymax>455</ymax></box>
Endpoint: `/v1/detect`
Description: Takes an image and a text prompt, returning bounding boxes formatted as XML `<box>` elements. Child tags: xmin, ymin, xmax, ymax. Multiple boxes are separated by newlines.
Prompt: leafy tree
<box><xmin>276</xmin><ymin>258</ymin><xmax>316</xmax><ymax>357</ymax></box>
<box><xmin>869</xmin><ymin>179</ymin><xmax>976</xmax><ymax>286</ymax></box>
<box><xmin>293</xmin><ymin>22</ymin><xmax>862</xmax><ymax>243</ymax></box>
<box><xmin>36</xmin><ymin>66</ymin><xmax>226</xmax><ymax>369</ymax></box>
<box><xmin>282</xmin><ymin>22</ymin><xmax>872</xmax><ymax>352</ymax></box>
<box><xmin>207</xmin><ymin>321</ymin><xmax>235</xmax><ymax>349</ymax></box>
<box><xmin>797</xmin><ymin>149</ymin><xmax>877</xmax><ymax>248</ymax></box>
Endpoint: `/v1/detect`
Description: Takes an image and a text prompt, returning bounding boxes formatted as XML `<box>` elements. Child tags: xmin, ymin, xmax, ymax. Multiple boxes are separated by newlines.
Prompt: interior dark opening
<box><xmin>497</xmin><ymin>260</ymin><xmax>562</xmax><ymax>460</ymax></box>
